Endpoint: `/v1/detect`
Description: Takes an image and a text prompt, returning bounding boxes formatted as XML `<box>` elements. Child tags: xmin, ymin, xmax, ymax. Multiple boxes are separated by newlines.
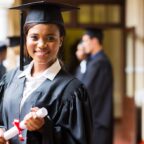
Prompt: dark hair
<box><xmin>85</xmin><ymin>28</ymin><xmax>103</xmax><ymax>44</ymax></box>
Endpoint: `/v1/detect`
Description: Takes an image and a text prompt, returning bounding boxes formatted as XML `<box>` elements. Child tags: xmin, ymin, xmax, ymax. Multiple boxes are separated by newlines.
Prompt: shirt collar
<box><xmin>18</xmin><ymin>59</ymin><xmax>61</xmax><ymax>81</ymax></box>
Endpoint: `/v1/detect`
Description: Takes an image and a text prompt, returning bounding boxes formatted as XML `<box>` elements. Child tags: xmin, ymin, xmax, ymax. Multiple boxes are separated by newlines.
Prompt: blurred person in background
<box><xmin>4</xmin><ymin>36</ymin><xmax>21</xmax><ymax>70</ymax></box>
<box><xmin>75</xmin><ymin>41</ymin><xmax>88</xmax><ymax>80</ymax></box>
<box><xmin>82</xmin><ymin>28</ymin><xmax>114</xmax><ymax>144</ymax></box>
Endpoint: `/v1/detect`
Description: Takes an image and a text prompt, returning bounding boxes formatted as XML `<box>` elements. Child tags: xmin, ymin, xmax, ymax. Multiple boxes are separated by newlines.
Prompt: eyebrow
<box><xmin>28</xmin><ymin>33</ymin><xmax>55</xmax><ymax>38</ymax></box>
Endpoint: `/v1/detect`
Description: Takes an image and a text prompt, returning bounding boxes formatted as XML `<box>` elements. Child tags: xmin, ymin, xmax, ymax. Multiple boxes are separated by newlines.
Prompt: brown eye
<box><xmin>30</xmin><ymin>35</ymin><xmax>38</xmax><ymax>41</ymax></box>
<box><xmin>47</xmin><ymin>35</ymin><xmax>57</xmax><ymax>42</ymax></box>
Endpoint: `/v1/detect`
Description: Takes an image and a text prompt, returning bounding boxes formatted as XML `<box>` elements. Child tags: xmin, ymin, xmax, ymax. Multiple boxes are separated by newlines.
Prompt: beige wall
<box><xmin>5</xmin><ymin>0</ymin><xmax>21</xmax><ymax>70</ymax></box>
<box><xmin>8</xmin><ymin>0</ymin><xmax>21</xmax><ymax>36</ymax></box>
<box><xmin>126</xmin><ymin>0</ymin><xmax>144</xmax><ymax>100</ymax></box>
<box><xmin>104</xmin><ymin>29</ymin><xmax>123</xmax><ymax>118</ymax></box>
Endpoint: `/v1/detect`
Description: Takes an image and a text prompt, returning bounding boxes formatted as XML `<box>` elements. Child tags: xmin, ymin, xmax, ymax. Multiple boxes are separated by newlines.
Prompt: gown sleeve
<box><xmin>0</xmin><ymin>75</ymin><xmax>6</xmax><ymax>126</ymax></box>
<box><xmin>0</xmin><ymin>69</ymin><xmax>18</xmax><ymax>127</ymax></box>
<box><xmin>40</xmin><ymin>79</ymin><xmax>92</xmax><ymax>144</ymax></box>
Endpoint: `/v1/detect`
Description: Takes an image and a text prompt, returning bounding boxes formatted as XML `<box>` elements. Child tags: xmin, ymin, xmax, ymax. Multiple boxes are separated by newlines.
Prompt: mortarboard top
<box><xmin>10</xmin><ymin>1</ymin><xmax>79</xmax><ymax>70</ymax></box>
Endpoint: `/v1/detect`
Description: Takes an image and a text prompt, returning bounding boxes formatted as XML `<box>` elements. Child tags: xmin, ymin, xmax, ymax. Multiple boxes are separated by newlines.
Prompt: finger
<box><xmin>26</xmin><ymin>121</ymin><xmax>41</xmax><ymax>131</ymax></box>
<box><xmin>27</xmin><ymin>118</ymin><xmax>41</xmax><ymax>129</ymax></box>
<box><xmin>25</xmin><ymin>115</ymin><xmax>38</xmax><ymax>130</ymax></box>
<box><xmin>24</xmin><ymin>112</ymin><xmax>33</xmax><ymax>121</ymax></box>
<box><xmin>26</xmin><ymin>117</ymin><xmax>44</xmax><ymax>131</ymax></box>
<box><xmin>25</xmin><ymin>121</ymin><xmax>35</xmax><ymax>131</ymax></box>
<box><xmin>30</xmin><ymin>107</ymin><xmax>39</xmax><ymax>112</ymax></box>
<box><xmin>31</xmin><ymin>112</ymin><xmax>37</xmax><ymax>119</ymax></box>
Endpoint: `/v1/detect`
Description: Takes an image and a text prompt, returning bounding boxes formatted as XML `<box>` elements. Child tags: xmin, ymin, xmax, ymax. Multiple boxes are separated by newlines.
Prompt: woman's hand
<box><xmin>24</xmin><ymin>107</ymin><xmax>45</xmax><ymax>131</ymax></box>
<box><xmin>0</xmin><ymin>128</ymin><xmax>8</xmax><ymax>144</ymax></box>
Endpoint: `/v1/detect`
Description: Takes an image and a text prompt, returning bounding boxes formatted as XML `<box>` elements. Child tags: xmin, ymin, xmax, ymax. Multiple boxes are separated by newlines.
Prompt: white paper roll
<box><xmin>4</xmin><ymin>107</ymin><xmax>48</xmax><ymax>140</ymax></box>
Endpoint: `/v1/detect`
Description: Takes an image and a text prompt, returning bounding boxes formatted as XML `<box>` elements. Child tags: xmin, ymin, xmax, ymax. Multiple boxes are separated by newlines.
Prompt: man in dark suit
<box><xmin>81</xmin><ymin>28</ymin><xmax>114</xmax><ymax>144</ymax></box>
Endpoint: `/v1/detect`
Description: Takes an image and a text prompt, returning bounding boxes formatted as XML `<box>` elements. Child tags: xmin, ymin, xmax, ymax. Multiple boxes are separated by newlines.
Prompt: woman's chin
<box><xmin>34</xmin><ymin>60</ymin><xmax>49</xmax><ymax>65</ymax></box>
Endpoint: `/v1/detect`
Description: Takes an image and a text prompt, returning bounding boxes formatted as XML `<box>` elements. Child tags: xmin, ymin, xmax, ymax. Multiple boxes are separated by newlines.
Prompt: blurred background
<box><xmin>0</xmin><ymin>0</ymin><xmax>143</xmax><ymax>143</ymax></box>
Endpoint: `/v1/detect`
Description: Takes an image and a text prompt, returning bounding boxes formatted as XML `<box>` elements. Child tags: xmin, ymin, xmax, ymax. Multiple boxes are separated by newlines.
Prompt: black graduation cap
<box><xmin>7</xmin><ymin>36</ymin><xmax>20</xmax><ymax>47</ymax></box>
<box><xmin>10</xmin><ymin>0</ymin><xmax>79</xmax><ymax>70</ymax></box>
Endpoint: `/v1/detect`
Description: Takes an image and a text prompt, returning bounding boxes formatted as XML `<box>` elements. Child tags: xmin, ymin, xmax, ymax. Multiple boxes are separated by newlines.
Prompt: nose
<box><xmin>37</xmin><ymin>39</ymin><xmax>47</xmax><ymax>49</ymax></box>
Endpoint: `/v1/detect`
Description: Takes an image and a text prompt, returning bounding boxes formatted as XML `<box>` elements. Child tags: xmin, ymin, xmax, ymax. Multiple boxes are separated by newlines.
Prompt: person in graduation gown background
<box><xmin>0</xmin><ymin>1</ymin><xmax>92</xmax><ymax>144</ymax></box>
<box><xmin>75</xmin><ymin>41</ymin><xmax>88</xmax><ymax>81</ymax></box>
<box><xmin>81</xmin><ymin>28</ymin><xmax>114</xmax><ymax>144</ymax></box>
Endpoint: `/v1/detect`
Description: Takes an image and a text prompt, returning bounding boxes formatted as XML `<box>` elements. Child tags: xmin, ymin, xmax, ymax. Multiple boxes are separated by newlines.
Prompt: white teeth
<box><xmin>35</xmin><ymin>51</ymin><xmax>47</xmax><ymax>55</ymax></box>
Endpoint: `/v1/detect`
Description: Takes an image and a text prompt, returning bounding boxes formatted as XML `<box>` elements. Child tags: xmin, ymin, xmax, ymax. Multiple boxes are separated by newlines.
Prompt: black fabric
<box><xmin>80</xmin><ymin>51</ymin><xmax>114</xmax><ymax>144</ymax></box>
<box><xmin>0</xmin><ymin>76</ymin><xmax>5</xmax><ymax>125</ymax></box>
<box><xmin>0</xmin><ymin>67</ymin><xmax>92</xmax><ymax>144</ymax></box>
<box><xmin>136</xmin><ymin>107</ymin><xmax>141</xmax><ymax>143</ymax></box>
<box><xmin>0</xmin><ymin>64</ymin><xmax>6</xmax><ymax>80</ymax></box>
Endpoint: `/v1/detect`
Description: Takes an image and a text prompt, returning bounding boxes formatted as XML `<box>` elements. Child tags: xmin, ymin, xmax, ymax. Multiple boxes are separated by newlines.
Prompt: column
<box><xmin>0</xmin><ymin>0</ymin><xmax>15</xmax><ymax>40</ymax></box>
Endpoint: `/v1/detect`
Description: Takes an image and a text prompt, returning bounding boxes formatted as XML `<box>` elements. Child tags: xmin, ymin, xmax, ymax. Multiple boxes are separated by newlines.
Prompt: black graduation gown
<box><xmin>0</xmin><ymin>67</ymin><xmax>92</xmax><ymax>144</ymax></box>
<box><xmin>81</xmin><ymin>51</ymin><xmax>114</xmax><ymax>144</ymax></box>
<box><xmin>0</xmin><ymin>63</ymin><xmax>6</xmax><ymax>80</ymax></box>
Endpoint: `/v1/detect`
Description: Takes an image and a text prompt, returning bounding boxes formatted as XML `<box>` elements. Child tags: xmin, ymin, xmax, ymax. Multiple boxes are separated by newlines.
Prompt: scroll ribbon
<box><xmin>13</xmin><ymin>119</ymin><xmax>24</xmax><ymax>141</ymax></box>
<box><xmin>4</xmin><ymin>107</ymin><xmax>48</xmax><ymax>141</ymax></box>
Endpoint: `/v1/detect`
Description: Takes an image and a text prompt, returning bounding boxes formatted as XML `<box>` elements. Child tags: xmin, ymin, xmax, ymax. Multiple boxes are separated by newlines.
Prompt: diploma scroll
<box><xmin>4</xmin><ymin>107</ymin><xmax>48</xmax><ymax>140</ymax></box>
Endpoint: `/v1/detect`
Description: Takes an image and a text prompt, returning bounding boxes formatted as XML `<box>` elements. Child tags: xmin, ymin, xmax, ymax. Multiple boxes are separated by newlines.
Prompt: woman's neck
<box><xmin>31</xmin><ymin>59</ymin><xmax>56</xmax><ymax>77</ymax></box>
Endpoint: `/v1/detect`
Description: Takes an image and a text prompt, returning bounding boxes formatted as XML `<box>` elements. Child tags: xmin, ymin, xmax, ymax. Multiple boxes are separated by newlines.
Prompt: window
<box><xmin>78</xmin><ymin>4</ymin><xmax>121</xmax><ymax>24</ymax></box>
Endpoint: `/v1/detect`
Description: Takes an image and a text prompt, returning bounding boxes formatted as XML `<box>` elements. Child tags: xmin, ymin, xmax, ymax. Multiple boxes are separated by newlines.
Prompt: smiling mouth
<box><xmin>35</xmin><ymin>50</ymin><xmax>49</xmax><ymax>56</ymax></box>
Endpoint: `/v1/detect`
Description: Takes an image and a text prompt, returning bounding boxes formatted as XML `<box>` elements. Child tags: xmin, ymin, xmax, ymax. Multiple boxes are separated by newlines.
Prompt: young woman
<box><xmin>0</xmin><ymin>1</ymin><xmax>92</xmax><ymax>144</ymax></box>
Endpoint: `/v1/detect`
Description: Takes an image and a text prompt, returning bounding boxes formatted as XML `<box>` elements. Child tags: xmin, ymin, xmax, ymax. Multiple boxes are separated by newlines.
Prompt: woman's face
<box><xmin>82</xmin><ymin>34</ymin><xmax>93</xmax><ymax>54</ymax></box>
<box><xmin>26</xmin><ymin>24</ymin><xmax>63</xmax><ymax>65</ymax></box>
<box><xmin>75</xmin><ymin>43</ymin><xmax>86</xmax><ymax>61</ymax></box>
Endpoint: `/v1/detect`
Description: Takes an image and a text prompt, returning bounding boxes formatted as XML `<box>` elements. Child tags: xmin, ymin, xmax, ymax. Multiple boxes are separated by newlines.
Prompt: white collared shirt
<box><xmin>80</xmin><ymin>60</ymin><xmax>87</xmax><ymax>73</ymax></box>
<box><xmin>19</xmin><ymin>59</ymin><xmax>61</xmax><ymax>110</ymax></box>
